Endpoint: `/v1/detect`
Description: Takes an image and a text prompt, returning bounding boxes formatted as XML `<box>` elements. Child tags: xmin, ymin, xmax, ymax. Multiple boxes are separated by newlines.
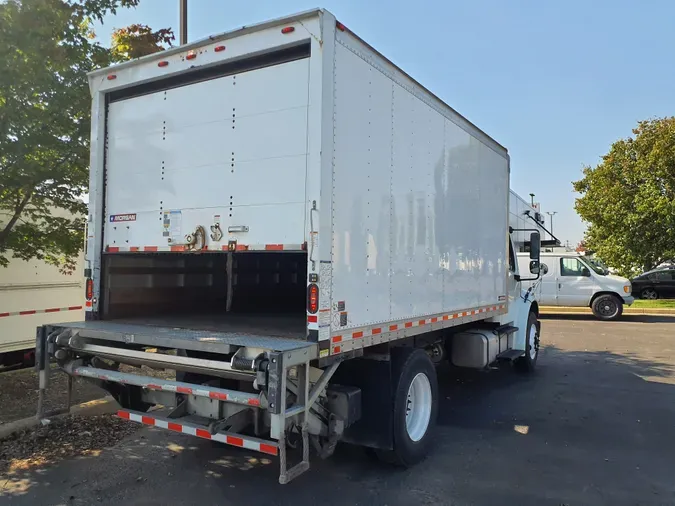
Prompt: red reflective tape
<box><xmin>209</xmin><ymin>391</ymin><xmax>228</xmax><ymax>401</ymax></box>
<box><xmin>247</xmin><ymin>398</ymin><xmax>260</xmax><ymax>407</ymax></box>
<box><xmin>171</xmin><ymin>245</ymin><xmax>186</xmax><ymax>252</ymax></box>
<box><xmin>107</xmin><ymin>246</ymin><xmax>120</xmax><ymax>253</ymax></box>
<box><xmin>45</xmin><ymin>308</ymin><xmax>61</xmax><ymax>313</ymax></box>
<box><xmin>418</xmin><ymin>320</ymin><xmax>426</xmax><ymax>326</ymax></box>
<box><xmin>265</xmin><ymin>244</ymin><xmax>284</xmax><ymax>251</ymax></box>
<box><xmin>146</xmin><ymin>384</ymin><xmax>161</xmax><ymax>390</ymax></box>
<box><xmin>352</xmin><ymin>331</ymin><xmax>363</xmax><ymax>339</ymax></box>
<box><xmin>333</xmin><ymin>346</ymin><xmax>341</xmax><ymax>354</ymax></box>
<box><xmin>168</xmin><ymin>422</ymin><xmax>182</xmax><ymax>432</ymax></box>
<box><xmin>443</xmin><ymin>315</ymin><xmax>449</xmax><ymax>320</ymax></box>
<box><xmin>144</xmin><ymin>246</ymin><xmax>158</xmax><ymax>252</ymax></box>
<box><xmin>85</xmin><ymin>300</ymin><xmax>93</xmax><ymax>308</ymax></box>
<box><xmin>431</xmin><ymin>317</ymin><xmax>438</xmax><ymax>323</ymax></box>
<box><xmin>372</xmin><ymin>328</ymin><xmax>381</xmax><ymax>335</ymax></box>
<box><xmin>176</xmin><ymin>386</ymin><xmax>192</xmax><ymax>394</ymax></box>
<box><xmin>405</xmin><ymin>322</ymin><xmax>413</xmax><ymax>328</ymax></box>
<box><xmin>129</xmin><ymin>246</ymin><xmax>140</xmax><ymax>252</ymax></box>
<box><xmin>389</xmin><ymin>325</ymin><xmax>398</xmax><ymax>331</ymax></box>
<box><xmin>0</xmin><ymin>313</ymin><xmax>9</xmax><ymax>318</ymax></box>
<box><xmin>307</xmin><ymin>315</ymin><xmax>318</xmax><ymax>323</ymax></box>
<box><xmin>141</xmin><ymin>416</ymin><xmax>155</xmax><ymax>426</ymax></box>
<box><xmin>226</xmin><ymin>435</ymin><xmax>244</xmax><ymax>447</ymax></box>
<box><xmin>260</xmin><ymin>444</ymin><xmax>278</xmax><ymax>456</ymax></box>
<box><xmin>196</xmin><ymin>429</ymin><xmax>212</xmax><ymax>439</ymax></box>
<box><xmin>19</xmin><ymin>310</ymin><xmax>36</xmax><ymax>315</ymax></box>
<box><xmin>236</xmin><ymin>244</ymin><xmax>249</xmax><ymax>251</ymax></box>
<box><xmin>68</xmin><ymin>306</ymin><xmax>83</xmax><ymax>311</ymax></box>
<box><xmin>332</xmin><ymin>335</ymin><xmax>342</xmax><ymax>343</ymax></box>
<box><xmin>117</xmin><ymin>410</ymin><xmax>130</xmax><ymax>419</ymax></box>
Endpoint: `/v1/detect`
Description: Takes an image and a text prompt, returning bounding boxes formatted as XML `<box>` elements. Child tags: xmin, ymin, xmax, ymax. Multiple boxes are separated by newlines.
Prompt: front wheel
<box><xmin>375</xmin><ymin>348</ymin><xmax>438</xmax><ymax>467</ymax></box>
<box><xmin>515</xmin><ymin>311</ymin><xmax>539</xmax><ymax>373</ymax></box>
<box><xmin>591</xmin><ymin>294</ymin><xmax>623</xmax><ymax>321</ymax></box>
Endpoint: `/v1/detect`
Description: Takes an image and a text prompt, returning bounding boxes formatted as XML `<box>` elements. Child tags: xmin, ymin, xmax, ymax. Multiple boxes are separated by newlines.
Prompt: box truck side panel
<box><xmin>104</xmin><ymin>57</ymin><xmax>311</xmax><ymax>252</ymax></box>
<box><xmin>329</xmin><ymin>36</ymin><xmax>508</xmax><ymax>332</ymax></box>
<box><xmin>0</xmin><ymin>257</ymin><xmax>83</xmax><ymax>354</ymax></box>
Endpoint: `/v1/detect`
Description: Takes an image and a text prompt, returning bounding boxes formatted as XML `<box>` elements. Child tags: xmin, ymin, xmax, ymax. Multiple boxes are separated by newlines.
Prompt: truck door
<box><xmin>557</xmin><ymin>257</ymin><xmax>597</xmax><ymax>306</ymax></box>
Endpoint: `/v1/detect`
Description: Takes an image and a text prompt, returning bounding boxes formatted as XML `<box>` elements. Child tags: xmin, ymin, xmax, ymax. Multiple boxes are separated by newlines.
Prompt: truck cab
<box><xmin>517</xmin><ymin>252</ymin><xmax>633</xmax><ymax>320</ymax></box>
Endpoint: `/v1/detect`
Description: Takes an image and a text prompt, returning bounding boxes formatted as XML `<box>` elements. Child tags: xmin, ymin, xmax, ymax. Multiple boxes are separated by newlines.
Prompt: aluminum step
<box><xmin>496</xmin><ymin>349</ymin><xmax>525</xmax><ymax>361</ymax></box>
<box><xmin>493</xmin><ymin>324</ymin><xmax>519</xmax><ymax>335</ymax></box>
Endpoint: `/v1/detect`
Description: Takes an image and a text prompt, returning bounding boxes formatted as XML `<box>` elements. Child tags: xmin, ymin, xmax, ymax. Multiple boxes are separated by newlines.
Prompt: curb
<box><xmin>540</xmin><ymin>306</ymin><xmax>675</xmax><ymax>316</ymax></box>
<box><xmin>0</xmin><ymin>395</ymin><xmax>119</xmax><ymax>440</ymax></box>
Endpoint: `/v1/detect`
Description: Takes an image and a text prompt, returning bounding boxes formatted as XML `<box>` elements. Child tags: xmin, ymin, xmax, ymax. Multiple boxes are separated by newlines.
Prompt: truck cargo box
<box><xmin>82</xmin><ymin>9</ymin><xmax>509</xmax><ymax>360</ymax></box>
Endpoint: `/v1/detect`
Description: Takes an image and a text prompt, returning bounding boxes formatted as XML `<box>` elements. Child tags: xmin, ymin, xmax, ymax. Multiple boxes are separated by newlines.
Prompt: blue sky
<box><xmin>99</xmin><ymin>0</ymin><xmax>675</xmax><ymax>246</ymax></box>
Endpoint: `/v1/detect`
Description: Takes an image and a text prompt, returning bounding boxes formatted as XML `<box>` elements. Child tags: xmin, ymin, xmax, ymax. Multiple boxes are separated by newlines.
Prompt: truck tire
<box><xmin>591</xmin><ymin>294</ymin><xmax>623</xmax><ymax>321</ymax></box>
<box><xmin>515</xmin><ymin>311</ymin><xmax>539</xmax><ymax>373</ymax></box>
<box><xmin>376</xmin><ymin>348</ymin><xmax>438</xmax><ymax>467</ymax></box>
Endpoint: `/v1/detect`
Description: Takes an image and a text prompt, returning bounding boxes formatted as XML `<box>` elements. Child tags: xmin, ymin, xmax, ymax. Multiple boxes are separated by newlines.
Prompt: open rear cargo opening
<box><xmin>100</xmin><ymin>252</ymin><xmax>307</xmax><ymax>339</ymax></box>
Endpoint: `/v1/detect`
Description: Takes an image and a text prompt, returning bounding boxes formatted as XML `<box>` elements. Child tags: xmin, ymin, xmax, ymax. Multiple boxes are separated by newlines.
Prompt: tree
<box><xmin>111</xmin><ymin>23</ymin><xmax>174</xmax><ymax>61</ymax></box>
<box><xmin>0</xmin><ymin>0</ymin><xmax>172</xmax><ymax>273</ymax></box>
<box><xmin>573</xmin><ymin>117</ymin><xmax>675</xmax><ymax>277</ymax></box>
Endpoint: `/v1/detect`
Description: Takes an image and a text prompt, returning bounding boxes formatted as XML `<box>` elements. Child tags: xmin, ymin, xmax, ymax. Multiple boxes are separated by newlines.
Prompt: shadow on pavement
<box><xmin>3</xmin><ymin>345</ymin><xmax>675</xmax><ymax>506</ymax></box>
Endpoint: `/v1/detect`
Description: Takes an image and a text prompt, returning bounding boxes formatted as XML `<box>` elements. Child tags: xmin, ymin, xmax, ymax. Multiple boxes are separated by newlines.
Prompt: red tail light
<box><xmin>158</xmin><ymin>61</ymin><xmax>169</xmax><ymax>67</ymax></box>
<box><xmin>307</xmin><ymin>284</ymin><xmax>319</xmax><ymax>314</ymax></box>
<box><xmin>214</xmin><ymin>45</ymin><xmax>226</xmax><ymax>52</ymax></box>
<box><xmin>281</xmin><ymin>26</ymin><xmax>295</xmax><ymax>34</ymax></box>
<box><xmin>85</xmin><ymin>278</ymin><xmax>93</xmax><ymax>300</ymax></box>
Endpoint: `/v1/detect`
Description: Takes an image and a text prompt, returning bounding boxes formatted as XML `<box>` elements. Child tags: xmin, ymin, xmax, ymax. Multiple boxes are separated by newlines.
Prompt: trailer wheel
<box><xmin>515</xmin><ymin>311</ymin><xmax>539</xmax><ymax>373</ymax></box>
<box><xmin>376</xmin><ymin>348</ymin><xmax>438</xmax><ymax>466</ymax></box>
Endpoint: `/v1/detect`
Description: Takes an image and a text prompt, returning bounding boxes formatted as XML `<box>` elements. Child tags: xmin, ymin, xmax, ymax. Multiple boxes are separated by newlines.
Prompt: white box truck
<box><xmin>37</xmin><ymin>9</ymin><xmax>544</xmax><ymax>484</ymax></box>
<box><xmin>0</xmin><ymin>253</ymin><xmax>83</xmax><ymax>367</ymax></box>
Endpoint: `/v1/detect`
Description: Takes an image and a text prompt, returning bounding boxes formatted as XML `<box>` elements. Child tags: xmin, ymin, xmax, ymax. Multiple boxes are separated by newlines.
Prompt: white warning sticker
<box><xmin>163</xmin><ymin>210</ymin><xmax>183</xmax><ymax>243</ymax></box>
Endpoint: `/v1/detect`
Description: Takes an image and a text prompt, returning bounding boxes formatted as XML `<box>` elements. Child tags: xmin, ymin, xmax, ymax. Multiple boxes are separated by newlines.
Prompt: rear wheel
<box><xmin>375</xmin><ymin>348</ymin><xmax>438</xmax><ymax>466</ymax></box>
<box><xmin>640</xmin><ymin>288</ymin><xmax>658</xmax><ymax>300</ymax></box>
<box><xmin>591</xmin><ymin>294</ymin><xmax>623</xmax><ymax>321</ymax></box>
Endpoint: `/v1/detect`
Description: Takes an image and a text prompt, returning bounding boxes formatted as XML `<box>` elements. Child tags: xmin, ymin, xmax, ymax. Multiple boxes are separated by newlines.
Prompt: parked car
<box><xmin>517</xmin><ymin>252</ymin><xmax>634</xmax><ymax>320</ymax></box>
<box><xmin>631</xmin><ymin>268</ymin><xmax>675</xmax><ymax>300</ymax></box>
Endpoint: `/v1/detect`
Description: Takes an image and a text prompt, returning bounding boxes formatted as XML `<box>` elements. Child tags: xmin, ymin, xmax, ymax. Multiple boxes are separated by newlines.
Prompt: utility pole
<box><xmin>546</xmin><ymin>211</ymin><xmax>557</xmax><ymax>235</ymax></box>
<box><xmin>529</xmin><ymin>193</ymin><xmax>535</xmax><ymax>206</ymax></box>
<box><xmin>179</xmin><ymin>0</ymin><xmax>188</xmax><ymax>45</ymax></box>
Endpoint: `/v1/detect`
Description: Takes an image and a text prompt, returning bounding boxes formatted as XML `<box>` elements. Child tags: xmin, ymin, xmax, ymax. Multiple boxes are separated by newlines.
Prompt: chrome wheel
<box><xmin>641</xmin><ymin>288</ymin><xmax>658</xmax><ymax>300</ymax></box>
<box><xmin>405</xmin><ymin>373</ymin><xmax>432</xmax><ymax>442</ymax></box>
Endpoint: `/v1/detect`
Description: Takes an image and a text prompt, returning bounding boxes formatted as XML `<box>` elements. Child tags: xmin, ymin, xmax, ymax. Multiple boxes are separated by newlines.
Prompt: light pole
<box><xmin>179</xmin><ymin>0</ymin><xmax>188</xmax><ymax>45</ymax></box>
<box><xmin>546</xmin><ymin>211</ymin><xmax>557</xmax><ymax>235</ymax></box>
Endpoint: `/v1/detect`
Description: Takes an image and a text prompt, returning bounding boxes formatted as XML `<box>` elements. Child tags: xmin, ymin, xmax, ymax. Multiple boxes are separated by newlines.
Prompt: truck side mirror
<box><xmin>529</xmin><ymin>232</ymin><xmax>541</xmax><ymax>260</ymax></box>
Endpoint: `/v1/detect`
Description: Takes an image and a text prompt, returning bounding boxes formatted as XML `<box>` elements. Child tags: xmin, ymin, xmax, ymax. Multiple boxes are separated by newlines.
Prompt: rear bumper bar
<box><xmin>118</xmin><ymin>409</ymin><xmax>278</xmax><ymax>456</ymax></box>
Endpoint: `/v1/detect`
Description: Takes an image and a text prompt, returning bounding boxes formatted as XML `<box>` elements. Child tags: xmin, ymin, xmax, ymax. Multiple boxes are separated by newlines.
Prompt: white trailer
<box><xmin>0</xmin><ymin>254</ymin><xmax>83</xmax><ymax>366</ymax></box>
<box><xmin>37</xmin><ymin>9</ymin><xmax>544</xmax><ymax>483</ymax></box>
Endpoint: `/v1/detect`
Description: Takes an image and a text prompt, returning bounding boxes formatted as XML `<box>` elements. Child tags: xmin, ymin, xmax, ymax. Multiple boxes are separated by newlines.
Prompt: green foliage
<box><xmin>111</xmin><ymin>23</ymin><xmax>174</xmax><ymax>61</ymax></box>
<box><xmin>573</xmin><ymin>117</ymin><xmax>675</xmax><ymax>277</ymax></box>
<box><xmin>0</xmin><ymin>0</ymin><xmax>171</xmax><ymax>273</ymax></box>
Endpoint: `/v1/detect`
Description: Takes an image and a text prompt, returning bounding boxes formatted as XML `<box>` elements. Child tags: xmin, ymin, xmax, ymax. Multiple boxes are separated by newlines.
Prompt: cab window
<box><xmin>560</xmin><ymin>258</ymin><xmax>588</xmax><ymax>277</ymax></box>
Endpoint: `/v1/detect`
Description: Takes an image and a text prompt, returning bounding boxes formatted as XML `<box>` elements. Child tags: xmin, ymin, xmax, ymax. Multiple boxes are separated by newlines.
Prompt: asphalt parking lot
<box><xmin>2</xmin><ymin>315</ymin><xmax>675</xmax><ymax>506</ymax></box>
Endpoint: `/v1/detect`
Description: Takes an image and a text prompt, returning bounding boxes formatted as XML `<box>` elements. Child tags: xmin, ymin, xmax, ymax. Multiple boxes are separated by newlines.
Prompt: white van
<box><xmin>517</xmin><ymin>252</ymin><xmax>634</xmax><ymax>320</ymax></box>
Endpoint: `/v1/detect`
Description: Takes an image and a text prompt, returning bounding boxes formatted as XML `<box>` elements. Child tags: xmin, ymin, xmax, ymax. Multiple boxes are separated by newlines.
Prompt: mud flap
<box><xmin>331</xmin><ymin>356</ymin><xmax>394</xmax><ymax>450</ymax></box>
